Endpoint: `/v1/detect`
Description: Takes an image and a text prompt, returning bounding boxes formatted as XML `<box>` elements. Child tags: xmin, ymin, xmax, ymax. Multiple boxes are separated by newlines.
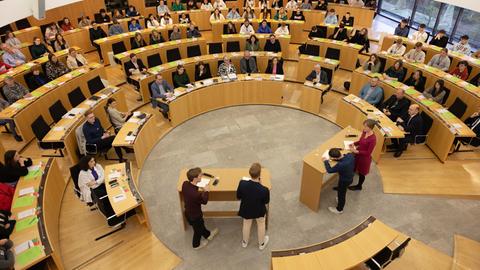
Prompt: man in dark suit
<box><xmin>323</xmin><ymin>148</ymin><xmax>355</xmax><ymax>214</ymax></box>
<box><xmin>150</xmin><ymin>74</ymin><xmax>174</xmax><ymax>119</ymax></box>
<box><xmin>89</xmin><ymin>23</ymin><xmax>107</xmax><ymax>62</ymax></box>
<box><xmin>379</xmin><ymin>89</ymin><xmax>410</xmax><ymax>122</ymax></box>
<box><xmin>124</xmin><ymin>53</ymin><xmax>147</xmax><ymax>91</ymax></box>
<box><xmin>390</xmin><ymin>104</ymin><xmax>424</xmax><ymax>157</ymax></box>
<box><xmin>305</xmin><ymin>64</ymin><xmax>329</xmax><ymax>84</ymax></box>
<box><xmin>239</xmin><ymin>51</ymin><xmax>258</xmax><ymax>74</ymax></box>
<box><xmin>429</xmin><ymin>30</ymin><xmax>449</xmax><ymax>48</ymax></box>
<box><xmin>263</xmin><ymin>34</ymin><xmax>281</xmax><ymax>53</ymax></box>
<box><xmin>461</xmin><ymin>108</ymin><xmax>480</xmax><ymax>147</ymax></box>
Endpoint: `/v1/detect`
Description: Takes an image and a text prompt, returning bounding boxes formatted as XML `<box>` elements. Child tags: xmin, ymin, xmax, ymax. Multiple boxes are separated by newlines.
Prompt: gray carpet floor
<box><xmin>138</xmin><ymin>105</ymin><xmax>480</xmax><ymax>270</ymax></box>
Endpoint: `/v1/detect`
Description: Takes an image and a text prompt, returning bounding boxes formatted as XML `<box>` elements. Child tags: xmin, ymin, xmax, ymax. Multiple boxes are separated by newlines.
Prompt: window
<box><xmin>412</xmin><ymin>0</ymin><xmax>441</xmax><ymax>29</ymax></box>
<box><xmin>379</xmin><ymin>0</ymin><xmax>415</xmax><ymax>21</ymax></box>
<box><xmin>453</xmin><ymin>9</ymin><xmax>480</xmax><ymax>51</ymax></box>
<box><xmin>436</xmin><ymin>4</ymin><xmax>461</xmax><ymax>35</ymax></box>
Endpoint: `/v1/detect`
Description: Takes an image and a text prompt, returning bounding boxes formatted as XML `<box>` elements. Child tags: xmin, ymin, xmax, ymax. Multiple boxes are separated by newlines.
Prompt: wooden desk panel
<box><xmin>170</xmin><ymin>9</ymin><xmax>229</xmax><ymax>30</ymax></box>
<box><xmin>63</xmin><ymin>28</ymin><xmax>96</xmax><ymax>53</ymax></box>
<box><xmin>307</xmin><ymin>38</ymin><xmax>362</xmax><ymax>71</ymax></box>
<box><xmin>94</xmin><ymin>24</ymin><xmax>188</xmax><ymax>65</ymax></box>
<box><xmin>350</xmin><ymin>68</ymin><xmax>475</xmax><ymax>162</ymax></box>
<box><xmin>222</xmin><ymin>34</ymin><xmax>291</xmax><ymax>59</ymax></box>
<box><xmin>296</xmin><ymin>54</ymin><xmax>340</xmax><ymax>81</ymax></box>
<box><xmin>13</xmin><ymin>26</ymin><xmax>42</xmax><ymax>44</ymax></box>
<box><xmin>328</xmin><ymin>3</ymin><xmax>375</xmax><ymax>28</ymax></box>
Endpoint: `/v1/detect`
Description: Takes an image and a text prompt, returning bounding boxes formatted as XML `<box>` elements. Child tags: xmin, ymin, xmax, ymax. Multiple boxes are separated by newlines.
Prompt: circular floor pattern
<box><xmin>139</xmin><ymin>105</ymin><xmax>480</xmax><ymax>270</ymax></box>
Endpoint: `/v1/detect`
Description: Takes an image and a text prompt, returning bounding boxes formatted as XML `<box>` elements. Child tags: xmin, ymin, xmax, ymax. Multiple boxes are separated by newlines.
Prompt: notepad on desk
<box><xmin>125</xmin><ymin>135</ymin><xmax>136</xmax><ymax>142</ymax></box>
<box><xmin>19</xmin><ymin>187</ymin><xmax>35</xmax><ymax>196</ymax></box>
<box><xmin>344</xmin><ymin>141</ymin><xmax>354</xmax><ymax>150</ymax></box>
<box><xmin>113</xmin><ymin>194</ymin><xmax>127</xmax><ymax>203</ymax></box>
<box><xmin>196</xmin><ymin>178</ymin><xmax>210</xmax><ymax>188</ymax></box>
<box><xmin>17</xmin><ymin>208</ymin><xmax>36</xmax><ymax>219</ymax></box>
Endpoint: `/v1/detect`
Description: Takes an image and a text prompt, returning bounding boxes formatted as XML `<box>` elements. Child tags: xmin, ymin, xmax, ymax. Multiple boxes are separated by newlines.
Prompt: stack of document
<box><xmin>227</xmin><ymin>73</ymin><xmax>237</xmax><ymax>80</ymax></box>
<box><xmin>196</xmin><ymin>178</ymin><xmax>210</xmax><ymax>188</ymax></box>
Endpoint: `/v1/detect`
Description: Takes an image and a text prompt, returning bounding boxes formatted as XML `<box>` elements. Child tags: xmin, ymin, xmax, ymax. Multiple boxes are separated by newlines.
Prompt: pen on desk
<box><xmin>28</xmin><ymin>217</ymin><xmax>37</xmax><ymax>225</ymax></box>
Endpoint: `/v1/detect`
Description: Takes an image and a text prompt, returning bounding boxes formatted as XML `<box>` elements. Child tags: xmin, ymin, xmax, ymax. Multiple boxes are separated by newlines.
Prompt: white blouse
<box><xmin>78</xmin><ymin>164</ymin><xmax>105</xmax><ymax>203</ymax></box>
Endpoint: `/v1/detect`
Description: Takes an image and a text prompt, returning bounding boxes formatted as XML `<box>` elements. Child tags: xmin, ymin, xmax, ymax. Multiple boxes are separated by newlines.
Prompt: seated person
<box><xmin>0</xmin><ymin>210</ymin><xmax>15</xmax><ymax>239</ymax></box>
<box><xmin>108</xmin><ymin>19</ymin><xmax>124</xmax><ymax>36</ymax></box>
<box><xmin>0</xmin><ymin>239</ymin><xmax>14</xmax><ymax>269</ymax></box>
<box><xmin>451</xmin><ymin>35</ymin><xmax>471</xmax><ymax>55</ymax></box>
<box><xmin>341</xmin><ymin>12</ymin><xmax>354</xmax><ymax>27</ymax></box>
<box><xmin>274</xmin><ymin>23</ymin><xmax>289</xmax><ymax>35</ymax></box>
<box><xmin>78</xmin><ymin>155</ymin><xmax>106</xmax><ymax>205</ymax></box>
<box><xmin>227</xmin><ymin>8</ymin><xmax>241</xmax><ymax>19</ymax></box>
<box><xmin>259</xmin><ymin>7</ymin><xmax>271</xmax><ymax>19</ymax></box>
<box><xmin>210</xmin><ymin>8</ymin><xmax>225</xmax><ymax>21</ymax></box>
<box><xmin>53</xmin><ymin>34</ymin><xmax>69</xmax><ymax>52</ymax></box>
<box><xmin>404</xmin><ymin>42</ymin><xmax>425</xmax><ymax>63</ymax></box>
<box><xmin>157</xmin><ymin>0</ymin><xmax>170</xmax><ymax>15</ymax></box>
<box><xmin>257</xmin><ymin>20</ymin><xmax>272</xmax><ymax>34</ymax></box>
<box><xmin>128</xmin><ymin>19</ymin><xmax>142</xmax><ymax>32</ymax></box>
<box><xmin>240</xmin><ymin>20</ymin><xmax>255</xmax><ymax>35</ymax></box>
<box><xmin>472</xmin><ymin>50</ymin><xmax>480</xmax><ymax>59</ymax></box>
<box><xmin>173</xmin><ymin>65</ymin><xmax>191</xmax><ymax>87</ymax></box>
<box><xmin>240</xmin><ymin>51</ymin><xmax>258</xmax><ymax>74</ymax></box>
<box><xmin>146</xmin><ymin>14</ymin><xmax>160</xmax><ymax>28</ymax></box>
<box><xmin>186</xmin><ymin>0</ymin><xmax>196</xmax><ymax>10</ymax></box>
<box><xmin>225</xmin><ymin>22</ymin><xmax>237</xmax><ymax>34</ymax></box>
<box><xmin>299</xmin><ymin>0</ymin><xmax>312</xmax><ymax>9</ymax></box>
<box><xmin>96</xmin><ymin>8</ymin><xmax>111</xmax><ymax>23</ymax></box>
<box><xmin>359</xmin><ymin>77</ymin><xmax>383</xmax><ymax>106</ymax></box>
<box><xmin>362</xmin><ymin>54</ymin><xmax>381</xmax><ymax>73</ymax></box>
<box><xmin>411</xmin><ymin>23</ymin><xmax>428</xmax><ymax>42</ymax></box>
<box><xmin>274</xmin><ymin>7</ymin><xmax>288</xmax><ymax>20</ymax></box>
<box><xmin>131</xmin><ymin>32</ymin><xmax>147</xmax><ymax>49</ymax></box>
<box><xmin>218</xmin><ymin>56</ymin><xmax>237</xmax><ymax>77</ymax></box>
<box><xmin>387</xmin><ymin>38</ymin><xmax>406</xmax><ymax>56</ymax></box>
<box><xmin>285</xmin><ymin>0</ymin><xmax>297</xmax><ymax>10</ymax></box>
<box><xmin>290</xmin><ymin>9</ymin><xmax>305</xmax><ymax>21</ymax></box>
<box><xmin>470</xmin><ymin>72</ymin><xmax>480</xmax><ymax>87</ymax></box>
<box><xmin>187</xmin><ymin>23</ymin><xmax>202</xmax><ymax>38</ymax></box>
<box><xmin>383</xmin><ymin>59</ymin><xmax>405</xmax><ymax>81</ymax></box>
<box><xmin>126</xmin><ymin>5</ymin><xmax>140</xmax><ymax>16</ymax></box>
<box><xmin>264</xmin><ymin>34</ymin><xmax>281</xmax><ymax>53</ymax></box>
<box><xmin>150</xmin><ymin>74</ymin><xmax>174</xmax><ymax>119</ymax></box>
<box><xmin>394</xmin><ymin>19</ymin><xmax>409</xmax><ymax>37</ymax></box>
<box><xmin>4</xmin><ymin>31</ymin><xmax>21</xmax><ymax>48</ymax></box>
<box><xmin>172</xmin><ymin>0</ymin><xmax>185</xmax><ymax>11</ymax></box>
<box><xmin>26</xmin><ymin>65</ymin><xmax>50</xmax><ymax>89</ymax></box>
<box><xmin>66</xmin><ymin>48</ymin><xmax>88</xmax><ymax>70</ymax></box>
<box><xmin>309</xmin><ymin>25</ymin><xmax>323</xmax><ymax>39</ymax></box>
<box><xmin>125</xmin><ymin>53</ymin><xmax>147</xmax><ymax>79</ymax></box>
<box><xmin>78</xmin><ymin>16</ymin><xmax>91</xmax><ymax>27</ymax></box>
<box><xmin>460</xmin><ymin>108</ymin><xmax>480</xmax><ymax>147</ymax></box>
<box><xmin>389</xmin><ymin>104</ymin><xmax>424</xmax><ymax>157</ymax></box>
<box><xmin>324</xmin><ymin>9</ymin><xmax>338</xmax><ymax>25</ymax></box>
<box><xmin>265</xmin><ymin>57</ymin><xmax>284</xmax><ymax>75</ymax></box>
<box><xmin>195</xmin><ymin>62</ymin><xmax>212</xmax><ymax>81</ymax></box>
<box><xmin>0</xmin><ymin>61</ymin><xmax>12</xmax><ymax>75</ymax></box>
<box><xmin>429</xmin><ymin>29</ymin><xmax>448</xmax><ymax>48</ymax></box>
<box><xmin>2</xmin><ymin>76</ymin><xmax>31</xmax><ymax>103</ymax></box>
<box><xmin>181</xmin><ymin>14</ymin><xmax>190</xmax><ymax>23</ymax></box>
<box><xmin>349</xmin><ymin>0</ymin><xmax>364</xmax><ymax>6</ymax></box>
<box><xmin>404</xmin><ymin>70</ymin><xmax>426</xmax><ymax>92</ymax></box>
<box><xmin>213</xmin><ymin>0</ymin><xmax>227</xmax><ymax>9</ymax></box>
<box><xmin>305</xmin><ymin>64</ymin><xmax>328</xmax><ymax>84</ymax></box>
<box><xmin>245</xmin><ymin>35</ymin><xmax>260</xmax><ymax>51</ymax></box>
<box><xmin>423</xmin><ymin>79</ymin><xmax>446</xmax><ymax>104</ymax></box>
<box><xmin>89</xmin><ymin>23</ymin><xmax>107</xmax><ymax>62</ymax></box>
<box><xmin>150</xmin><ymin>30</ymin><xmax>165</xmax><ymax>45</ymax></box>
<box><xmin>450</xmin><ymin>61</ymin><xmax>469</xmax><ymax>80</ymax></box>
<box><xmin>45</xmin><ymin>53</ymin><xmax>70</xmax><ymax>80</ymax></box>
<box><xmin>170</xmin><ymin>25</ymin><xmax>182</xmax><ymax>41</ymax></box>
<box><xmin>106</xmin><ymin>98</ymin><xmax>131</xmax><ymax>133</ymax></box>
<box><xmin>112</xmin><ymin>9</ymin><xmax>125</xmax><ymax>20</ymax></box>
<box><xmin>242</xmin><ymin>7</ymin><xmax>256</xmax><ymax>20</ymax></box>
<box><xmin>161</xmin><ymin>13</ymin><xmax>173</xmax><ymax>26</ymax></box>
<box><xmin>0</xmin><ymin>150</ymin><xmax>32</xmax><ymax>185</ymax></box>
<box><xmin>315</xmin><ymin>0</ymin><xmax>328</xmax><ymax>10</ymax></box>
<box><xmin>329</xmin><ymin>23</ymin><xmax>348</xmax><ymax>41</ymax></box>
<box><xmin>349</xmin><ymin>28</ymin><xmax>370</xmax><ymax>53</ymax></box>
<box><xmin>379</xmin><ymin>89</ymin><xmax>409</xmax><ymax>122</ymax></box>
<box><xmin>83</xmin><ymin>111</ymin><xmax>124</xmax><ymax>161</ymax></box>
<box><xmin>30</xmin><ymin>37</ymin><xmax>52</xmax><ymax>59</ymax></box>
<box><xmin>427</xmin><ymin>48</ymin><xmax>450</xmax><ymax>71</ymax></box>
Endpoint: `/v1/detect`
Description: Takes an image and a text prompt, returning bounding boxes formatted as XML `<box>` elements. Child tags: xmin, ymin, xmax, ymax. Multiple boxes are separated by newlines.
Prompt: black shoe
<box><xmin>332</xmin><ymin>186</ymin><xmax>338</xmax><ymax>191</ymax></box>
<box><xmin>348</xmin><ymin>185</ymin><xmax>362</xmax><ymax>191</ymax></box>
<box><xmin>119</xmin><ymin>158</ymin><xmax>127</xmax><ymax>163</ymax></box>
<box><xmin>393</xmin><ymin>151</ymin><xmax>403</xmax><ymax>158</ymax></box>
<box><xmin>386</xmin><ymin>144</ymin><xmax>397</xmax><ymax>150</ymax></box>
<box><xmin>14</xmin><ymin>135</ymin><xmax>23</xmax><ymax>142</ymax></box>
<box><xmin>124</xmin><ymin>148</ymin><xmax>134</xmax><ymax>153</ymax></box>
<box><xmin>162</xmin><ymin>111</ymin><xmax>169</xmax><ymax>119</ymax></box>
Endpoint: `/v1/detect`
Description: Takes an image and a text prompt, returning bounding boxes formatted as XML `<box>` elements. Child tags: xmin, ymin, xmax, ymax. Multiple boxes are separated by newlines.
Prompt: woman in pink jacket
<box><xmin>349</xmin><ymin>119</ymin><xmax>377</xmax><ymax>191</ymax></box>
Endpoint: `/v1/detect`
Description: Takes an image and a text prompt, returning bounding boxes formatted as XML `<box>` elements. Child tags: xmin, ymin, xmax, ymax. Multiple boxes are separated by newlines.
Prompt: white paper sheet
<box><xmin>113</xmin><ymin>194</ymin><xmax>127</xmax><ymax>203</ymax></box>
<box><xmin>14</xmin><ymin>240</ymin><xmax>33</xmax><ymax>255</ymax></box>
<box><xmin>344</xmin><ymin>140</ymin><xmax>354</xmax><ymax>149</ymax></box>
<box><xmin>19</xmin><ymin>187</ymin><xmax>35</xmax><ymax>196</ymax></box>
<box><xmin>18</xmin><ymin>208</ymin><xmax>35</xmax><ymax>219</ymax></box>
<box><xmin>196</xmin><ymin>178</ymin><xmax>210</xmax><ymax>188</ymax></box>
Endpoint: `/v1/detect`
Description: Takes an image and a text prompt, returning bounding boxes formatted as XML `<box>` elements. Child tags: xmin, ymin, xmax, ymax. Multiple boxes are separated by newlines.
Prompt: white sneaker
<box><xmin>242</xmin><ymin>240</ymin><xmax>248</xmax><ymax>248</ymax></box>
<box><xmin>259</xmin><ymin>235</ymin><xmax>270</xmax><ymax>250</ymax></box>
<box><xmin>207</xmin><ymin>228</ymin><xmax>219</xmax><ymax>241</ymax></box>
<box><xmin>193</xmin><ymin>240</ymin><xmax>208</xmax><ymax>250</ymax></box>
<box><xmin>328</xmin><ymin>206</ymin><xmax>343</xmax><ymax>214</ymax></box>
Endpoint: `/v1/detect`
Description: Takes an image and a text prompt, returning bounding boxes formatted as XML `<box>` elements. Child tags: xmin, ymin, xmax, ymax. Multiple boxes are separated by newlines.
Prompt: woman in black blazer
<box><xmin>236</xmin><ymin>163</ymin><xmax>270</xmax><ymax>249</ymax></box>
<box><xmin>195</xmin><ymin>62</ymin><xmax>212</xmax><ymax>81</ymax></box>
<box><xmin>265</xmin><ymin>57</ymin><xmax>284</xmax><ymax>75</ymax></box>
<box><xmin>0</xmin><ymin>150</ymin><xmax>32</xmax><ymax>186</ymax></box>
<box><xmin>404</xmin><ymin>70</ymin><xmax>426</xmax><ymax>92</ymax></box>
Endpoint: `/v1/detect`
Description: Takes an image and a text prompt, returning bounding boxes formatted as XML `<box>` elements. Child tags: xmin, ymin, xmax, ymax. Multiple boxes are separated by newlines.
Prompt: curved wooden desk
<box><xmin>94</xmin><ymin>24</ymin><xmax>188</xmax><ymax>65</ymax></box>
<box><xmin>137</xmin><ymin>52</ymin><xmax>281</xmax><ymax>102</ymax></box>
<box><xmin>12</xmin><ymin>26</ymin><xmax>42</xmax><ymax>44</ymax></box>
<box><xmin>271</xmin><ymin>216</ymin><xmax>401</xmax><ymax>270</ymax></box>
<box><xmin>307</xmin><ymin>37</ymin><xmax>363</xmax><ymax>71</ymax></box>
<box><xmin>170</xmin><ymin>9</ymin><xmax>229</xmax><ymax>31</ymax></box>
<box><xmin>377</xmin><ymin>51</ymin><xmax>480</xmax><ymax>118</ymax></box>
<box><xmin>381</xmin><ymin>34</ymin><xmax>480</xmax><ymax>80</ymax></box>
<box><xmin>10</xmin><ymin>158</ymin><xmax>65</xmax><ymax>270</ymax></box>
<box><xmin>221</xmin><ymin>34</ymin><xmax>291</xmax><ymax>59</ymax></box>
<box><xmin>328</xmin><ymin>3</ymin><xmax>375</xmax><ymax>28</ymax></box>
<box><xmin>350</xmin><ymin>68</ymin><xmax>475</xmax><ymax>162</ymax></box>
<box><xmin>0</xmin><ymin>63</ymin><xmax>105</xmax><ymax>143</ymax></box>
<box><xmin>114</xmin><ymin>37</ymin><xmax>207</xmax><ymax>69</ymax></box>
<box><xmin>296</xmin><ymin>54</ymin><xmax>340</xmax><ymax>81</ymax></box>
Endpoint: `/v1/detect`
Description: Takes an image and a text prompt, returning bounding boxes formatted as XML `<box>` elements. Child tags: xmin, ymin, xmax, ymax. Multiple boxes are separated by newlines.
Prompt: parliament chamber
<box><xmin>0</xmin><ymin>0</ymin><xmax>479</xmax><ymax>269</ymax></box>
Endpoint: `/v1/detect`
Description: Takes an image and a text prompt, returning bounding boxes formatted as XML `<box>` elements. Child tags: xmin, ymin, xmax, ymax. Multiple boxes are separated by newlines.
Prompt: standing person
<box><xmin>182</xmin><ymin>167</ymin><xmax>219</xmax><ymax>250</ymax></box>
<box><xmin>323</xmin><ymin>148</ymin><xmax>355</xmax><ymax>214</ymax></box>
<box><xmin>237</xmin><ymin>163</ymin><xmax>270</xmax><ymax>250</ymax></box>
<box><xmin>348</xmin><ymin>120</ymin><xmax>377</xmax><ymax>190</ymax></box>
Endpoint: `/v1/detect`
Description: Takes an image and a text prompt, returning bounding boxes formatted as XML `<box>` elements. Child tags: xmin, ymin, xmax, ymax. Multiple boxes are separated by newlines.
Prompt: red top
<box><xmin>0</xmin><ymin>62</ymin><xmax>12</xmax><ymax>74</ymax></box>
<box><xmin>450</xmin><ymin>67</ymin><xmax>469</xmax><ymax>80</ymax></box>
<box><xmin>353</xmin><ymin>131</ymin><xmax>377</xmax><ymax>175</ymax></box>
<box><xmin>61</xmin><ymin>23</ymin><xmax>74</xmax><ymax>31</ymax></box>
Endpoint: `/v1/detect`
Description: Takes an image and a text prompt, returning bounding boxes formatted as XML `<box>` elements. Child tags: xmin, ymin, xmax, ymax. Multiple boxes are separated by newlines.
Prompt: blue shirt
<box><xmin>2</xmin><ymin>50</ymin><xmax>26</xmax><ymax>67</ymax></box>
<box><xmin>129</xmin><ymin>23</ymin><xmax>142</xmax><ymax>32</ymax></box>
<box><xmin>83</xmin><ymin>119</ymin><xmax>105</xmax><ymax>144</ymax></box>
<box><xmin>257</xmin><ymin>25</ymin><xmax>272</xmax><ymax>34</ymax></box>
<box><xmin>360</xmin><ymin>84</ymin><xmax>384</xmax><ymax>106</ymax></box>
<box><xmin>324</xmin><ymin>153</ymin><xmax>355</xmax><ymax>183</ymax></box>
<box><xmin>324</xmin><ymin>14</ymin><xmax>338</xmax><ymax>25</ymax></box>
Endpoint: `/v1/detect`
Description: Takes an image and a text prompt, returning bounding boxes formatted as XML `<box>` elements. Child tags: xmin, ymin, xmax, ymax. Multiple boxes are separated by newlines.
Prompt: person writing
<box><xmin>0</xmin><ymin>150</ymin><xmax>32</xmax><ymax>186</ymax></box>
<box><xmin>150</xmin><ymin>74</ymin><xmax>174</xmax><ymax>119</ymax></box>
<box><xmin>322</xmin><ymin>148</ymin><xmax>355</xmax><ymax>214</ymax></box>
<box><xmin>237</xmin><ymin>163</ymin><xmax>270</xmax><ymax>250</ymax></box>
<box><xmin>78</xmin><ymin>155</ymin><xmax>106</xmax><ymax>205</ymax></box>
<box><xmin>359</xmin><ymin>77</ymin><xmax>384</xmax><ymax>106</ymax></box>
<box><xmin>182</xmin><ymin>167</ymin><xmax>219</xmax><ymax>249</ymax></box>
<box><xmin>379</xmin><ymin>89</ymin><xmax>409</xmax><ymax>122</ymax></box>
